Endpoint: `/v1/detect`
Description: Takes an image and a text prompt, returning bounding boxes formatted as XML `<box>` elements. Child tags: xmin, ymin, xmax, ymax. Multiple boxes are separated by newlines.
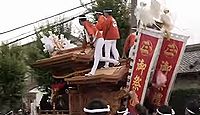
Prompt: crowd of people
<box><xmin>82</xmin><ymin>97</ymin><xmax>200</xmax><ymax>115</ymax></box>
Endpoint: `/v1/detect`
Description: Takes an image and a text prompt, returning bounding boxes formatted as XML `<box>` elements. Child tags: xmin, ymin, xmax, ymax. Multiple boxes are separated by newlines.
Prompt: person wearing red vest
<box><xmin>95</xmin><ymin>11</ymin><xmax>106</xmax><ymax>31</ymax></box>
<box><xmin>103</xmin><ymin>8</ymin><xmax>120</xmax><ymax>68</ymax></box>
<box><xmin>79</xmin><ymin>15</ymin><xmax>119</xmax><ymax>76</ymax></box>
<box><xmin>122</xmin><ymin>32</ymin><xmax>136</xmax><ymax>58</ymax></box>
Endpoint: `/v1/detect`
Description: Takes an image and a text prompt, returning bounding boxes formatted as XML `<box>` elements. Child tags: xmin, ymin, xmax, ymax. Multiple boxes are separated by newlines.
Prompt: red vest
<box><xmin>103</xmin><ymin>16</ymin><xmax>120</xmax><ymax>40</ymax></box>
<box><xmin>96</xmin><ymin>15</ymin><xmax>106</xmax><ymax>31</ymax></box>
<box><xmin>123</xmin><ymin>33</ymin><xmax>136</xmax><ymax>54</ymax></box>
<box><xmin>83</xmin><ymin>21</ymin><xmax>102</xmax><ymax>39</ymax></box>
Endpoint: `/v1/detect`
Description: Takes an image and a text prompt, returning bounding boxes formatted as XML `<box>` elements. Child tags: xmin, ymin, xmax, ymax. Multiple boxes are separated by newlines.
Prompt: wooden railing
<box><xmin>38</xmin><ymin>110</ymin><xmax>69</xmax><ymax>115</ymax></box>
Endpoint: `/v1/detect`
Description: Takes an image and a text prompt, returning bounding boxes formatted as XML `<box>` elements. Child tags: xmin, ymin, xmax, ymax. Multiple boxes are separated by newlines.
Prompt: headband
<box><xmin>83</xmin><ymin>105</ymin><xmax>110</xmax><ymax>113</ymax></box>
<box><xmin>103</xmin><ymin>9</ymin><xmax>112</xmax><ymax>13</ymax></box>
<box><xmin>156</xmin><ymin>108</ymin><xmax>175</xmax><ymax>115</ymax></box>
<box><xmin>95</xmin><ymin>11</ymin><xmax>103</xmax><ymax>14</ymax></box>
<box><xmin>117</xmin><ymin>108</ymin><xmax>129</xmax><ymax>115</ymax></box>
<box><xmin>79</xmin><ymin>17</ymin><xmax>87</xmax><ymax>19</ymax></box>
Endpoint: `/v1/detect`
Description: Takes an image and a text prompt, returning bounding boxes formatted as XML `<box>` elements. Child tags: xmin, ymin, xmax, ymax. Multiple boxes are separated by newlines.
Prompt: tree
<box><xmin>23</xmin><ymin>41</ymin><xmax>53</xmax><ymax>90</ymax></box>
<box><xmin>92</xmin><ymin>0</ymin><xmax>131</xmax><ymax>54</ymax></box>
<box><xmin>0</xmin><ymin>44</ymin><xmax>27</xmax><ymax>113</ymax></box>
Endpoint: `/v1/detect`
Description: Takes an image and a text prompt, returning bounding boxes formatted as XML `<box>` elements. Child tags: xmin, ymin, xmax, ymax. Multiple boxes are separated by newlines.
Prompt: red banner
<box><xmin>148</xmin><ymin>36</ymin><xmax>187</xmax><ymax>108</ymax></box>
<box><xmin>128</xmin><ymin>30</ymin><xmax>162</xmax><ymax>113</ymax></box>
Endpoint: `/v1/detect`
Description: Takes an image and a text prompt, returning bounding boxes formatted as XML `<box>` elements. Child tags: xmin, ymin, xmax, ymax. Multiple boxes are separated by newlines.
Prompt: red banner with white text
<box><xmin>128</xmin><ymin>31</ymin><xmax>162</xmax><ymax>113</ymax></box>
<box><xmin>147</xmin><ymin>36</ymin><xmax>187</xmax><ymax>108</ymax></box>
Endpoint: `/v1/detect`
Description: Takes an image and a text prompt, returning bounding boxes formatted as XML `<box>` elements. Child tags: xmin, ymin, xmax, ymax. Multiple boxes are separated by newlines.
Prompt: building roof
<box><xmin>178</xmin><ymin>43</ymin><xmax>200</xmax><ymax>73</ymax></box>
<box><xmin>32</xmin><ymin>46</ymin><xmax>93</xmax><ymax>69</ymax></box>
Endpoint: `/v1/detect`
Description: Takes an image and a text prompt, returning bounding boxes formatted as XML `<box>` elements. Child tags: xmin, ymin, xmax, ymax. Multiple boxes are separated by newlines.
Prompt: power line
<box><xmin>5</xmin><ymin>11</ymin><xmax>91</xmax><ymax>46</ymax></box>
<box><xmin>6</xmin><ymin>18</ymin><xmax>68</xmax><ymax>42</ymax></box>
<box><xmin>0</xmin><ymin>1</ymin><xmax>95</xmax><ymax>35</ymax></box>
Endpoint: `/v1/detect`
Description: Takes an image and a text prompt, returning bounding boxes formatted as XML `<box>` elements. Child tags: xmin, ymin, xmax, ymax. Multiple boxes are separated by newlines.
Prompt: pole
<box><xmin>130</xmin><ymin>0</ymin><xmax>137</xmax><ymax>33</ymax></box>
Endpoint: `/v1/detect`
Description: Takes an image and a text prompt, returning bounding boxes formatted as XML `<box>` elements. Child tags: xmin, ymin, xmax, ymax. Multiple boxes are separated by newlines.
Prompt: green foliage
<box><xmin>0</xmin><ymin>44</ymin><xmax>27</xmax><ymax>112</ymax></box>
<box><xmin>93</xmin><ymin>0</ymin><xmax>130</xmax><ymax>54</ymax></box>
<box><xmin>169</xmin><ymin>88</ymin><xmax>200</xmax><ymax>115</ymax></box>
<box><xmin>23</xmin><ymin>38</ymin><xmax>52</xmax><ymax>92</ymax></box>
<box><xmin>23</xmin><ymin>42</ymin><xmax>53</xmax><ymax>90</ymax></box>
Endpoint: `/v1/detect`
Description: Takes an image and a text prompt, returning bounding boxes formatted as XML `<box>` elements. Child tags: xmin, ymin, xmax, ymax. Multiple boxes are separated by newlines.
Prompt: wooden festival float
<box><xmin>33</xmin><ymin>25</ymin><xmax>189</xmax><ymax>115</ymax></box>
<box><xmin>33</xmin><ymin>45</ymin><xmax>129</xmax><ymax>115</ymax></box>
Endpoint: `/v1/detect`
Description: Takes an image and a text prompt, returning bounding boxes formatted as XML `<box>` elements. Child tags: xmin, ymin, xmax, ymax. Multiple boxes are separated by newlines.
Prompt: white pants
<box><xmin>104</xmin><ymin>40</ymin><xmax>120</xmax><ymax>67</ymax></box>
<box><xmin>90</xmin><ymin>38</ymin><xmax>119</xmax><ymax>75</ymax></box>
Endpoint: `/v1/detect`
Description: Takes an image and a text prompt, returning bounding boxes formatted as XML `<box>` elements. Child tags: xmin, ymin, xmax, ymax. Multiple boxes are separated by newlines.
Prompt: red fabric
<box><xmin>103</xmin><ymin>16</ymin><xmax>120</xmax><ymax>40</ymax></box>
<box><xmin>83</xmin><ymin>21</ymin><xmax>103</xmax><ymax>39</ymax></box>
<box><xmin>51</xmin><ymin>82</ymin><xmax>65</xmax><ymax>90</ymax></box>
<box><xmin>148</xmin><ymin>38</ymin><xmax>184</xmax><ymax>106</ymax></box>
<box><xmin>128</xmin><ymin>33</ymin><xmax>159</xmax><ymax>113</ymax></box>
<box><xmin>96</xmin><ymin>15</ymin><xmax>106</xmax><ymax>31</ymax></box>
<box><xmin>124</xmin><ymin>33</ymin><xmax>136</xmax><ymax>54</ymax></box>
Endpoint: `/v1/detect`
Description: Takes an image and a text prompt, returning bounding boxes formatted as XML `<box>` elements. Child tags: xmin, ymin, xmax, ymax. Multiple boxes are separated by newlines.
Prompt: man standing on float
<box><xmin>103</xmin><ymin>8</ymin><xmax>120</xmax><ymax>68</ymax></box>
<box><xmin>79</xmin><ymin>15</ymin><xmax>119</xmax><ymax>76</ymax></box>
<box><xmin>95</xmin><ymin>10</ymin><xmax>106</xmax><ymax>32</ymax></box>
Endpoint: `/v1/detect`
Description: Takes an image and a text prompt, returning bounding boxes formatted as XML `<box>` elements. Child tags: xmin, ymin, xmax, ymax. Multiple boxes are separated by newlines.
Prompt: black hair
<box><xmin>79</xmin><ymin>14</ymin><xmax>87</xmax><ymax>22</ymax></box>
<box><xmin>157</xmin><ymin>105</ymin><xmax>174</xmax><ymax>115</ymax></box>
<box><xmin>79</xmin><ymin>14</ymin><xmax>85</xmax><ymax>17</ymax></box>
<box><xmin>185</xmin><ymin>98</ymin><xmax>200</xmax><ymax>115</ymax></box>
<box><xmin>84</xmin><ymin>99</ymin><xmax>109</xmax><ymax>115</ymax></box>
<box><xmin>135</xmin><ymin>104</ymin><xmax>148</xmax><ymax>115</ymax></box>
<box><xmin>95</xmin><ymin>9</ymin><xmax>103</xmax><ymax>14</ymax></box>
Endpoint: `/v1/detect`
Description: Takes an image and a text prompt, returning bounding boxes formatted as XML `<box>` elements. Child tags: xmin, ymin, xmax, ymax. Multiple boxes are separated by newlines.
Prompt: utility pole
<box><xmin>130</xmin><ymin>0</ymin><xmax>137</xmax><ymax>33</ymax></box>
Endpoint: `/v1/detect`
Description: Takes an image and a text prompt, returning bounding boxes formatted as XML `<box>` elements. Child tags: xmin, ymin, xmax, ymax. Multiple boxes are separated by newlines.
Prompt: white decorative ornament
<box><xmin>160</xmin><ymin>9</ymin><xmax>174</xmax><ymax>31</ymax></box>
<box><xmin>40</xmin><ymin>33</ymin><xmax>55</xmax><ymax>54</ymax></box>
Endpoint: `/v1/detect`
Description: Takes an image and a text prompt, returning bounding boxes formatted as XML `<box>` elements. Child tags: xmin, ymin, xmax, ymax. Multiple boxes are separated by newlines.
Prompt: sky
<box><xmin>0</xmin><ymin>0</ymin><xmax>90</xmax><ymax>44</ymax></box>
<box><xmin>0</xmin><ymin>0</ymin><xmax>200</xmax><ymax>45</ymax></box>
<box><xmin>165</xmin><ymin>0</ymin><xmax>200</xmax><ymax>45</ymax></box>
